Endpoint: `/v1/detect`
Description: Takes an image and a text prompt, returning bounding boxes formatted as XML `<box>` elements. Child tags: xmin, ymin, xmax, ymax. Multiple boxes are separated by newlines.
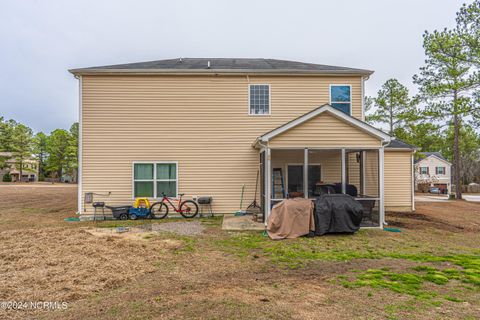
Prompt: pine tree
<box><xmin>413</xmin><ymin>28</ymin><xmax>480</xmax><ymax>199</ymax></box>
<box><xmin>10</xmin><ymin>124</ymin><xmax>33</xmax><ymax>180</ymax></box>
<box><xmin>46</xmin><ymin>129</ymin><xmax>71</xmax><ymax>180</ymax></box>
<box><xmin>33</xmin><ymin>132</ymin><xmax>49</xmax><ymax>180</ymax></box>
<box><xmin>366</xmin><ymin>79</ymin><xmax>416</xmax><ymax>135</ymax></box>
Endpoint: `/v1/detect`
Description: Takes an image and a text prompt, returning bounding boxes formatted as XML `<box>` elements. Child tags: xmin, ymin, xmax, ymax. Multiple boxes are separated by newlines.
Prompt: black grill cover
<box><xmin>314</xmin><ymin>194</ymin><xmax>364</xmax><ymax>235</ymax></box>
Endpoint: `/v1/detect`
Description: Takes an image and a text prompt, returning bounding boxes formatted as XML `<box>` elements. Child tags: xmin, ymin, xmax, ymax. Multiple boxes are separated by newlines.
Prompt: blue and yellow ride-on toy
<box><xmin>106</xmin><ymin>198</ymin><xmax>155</xmax><ymax>220</ymax></box>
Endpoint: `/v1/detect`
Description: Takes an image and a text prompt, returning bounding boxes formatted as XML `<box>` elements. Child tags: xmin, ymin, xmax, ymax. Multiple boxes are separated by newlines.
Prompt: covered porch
<box><xmin>259</xmin><ymin>148</ymin><xmax>384</xmax><ymax>228</ymax></box>
<box><xmin>253</xmin><ymin>104</ymin><xmax>391</xmax><ymax>229</ymax></box>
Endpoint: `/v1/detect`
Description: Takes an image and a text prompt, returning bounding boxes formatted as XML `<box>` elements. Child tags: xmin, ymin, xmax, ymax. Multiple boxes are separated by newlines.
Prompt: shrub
<box><xmin>2</xmin><ymin>173</ymin><xmax>12</xmax><ymax>182</ymax></box>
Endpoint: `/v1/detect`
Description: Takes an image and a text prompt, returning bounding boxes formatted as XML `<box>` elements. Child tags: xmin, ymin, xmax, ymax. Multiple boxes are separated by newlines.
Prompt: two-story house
<box><xmin>70</xmin><ymin>58</ymin><xmax>416</xmax><ymax>227</ymax></box>
<box><xmin>415</xmin><ymin>152</ymin><xmax>451</xmax><ymax>194</ymax></box>
<box><xmin>0</xmin><ymin>152</ymin><xmax>39</xmax><ymax>182</ymax></box>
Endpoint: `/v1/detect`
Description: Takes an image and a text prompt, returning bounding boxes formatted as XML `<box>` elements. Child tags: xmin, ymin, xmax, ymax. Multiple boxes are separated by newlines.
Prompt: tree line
<box><xmin>0</xmin><ymin>117</ymin><xmax>78</xmax><ymax>182</ymax></box>
<box><xmin>366</xmin><ymin>0</ymin><xmax>480</xmax><ymax>199</ymax></box>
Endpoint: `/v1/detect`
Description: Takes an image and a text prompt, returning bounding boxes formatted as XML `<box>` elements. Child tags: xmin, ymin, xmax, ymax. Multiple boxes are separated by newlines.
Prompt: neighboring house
<box><xmin>0</xmin><ymin>152</ymin><xmax>39</xmax><ymax>182</ymax></box>
<box><xmin>61</xmin><ymin>174</ymin><xmax>76</xmax><ymax>183</ymax></box>
<box><xmin>70</xmin><ymin>58</ymin><xmax>416</xmax><ymax>227</ymax></box>
<box><xmin>414</xmin><ymin>152</ymin><xmax>451</xmax><ymax>193</ymax></box>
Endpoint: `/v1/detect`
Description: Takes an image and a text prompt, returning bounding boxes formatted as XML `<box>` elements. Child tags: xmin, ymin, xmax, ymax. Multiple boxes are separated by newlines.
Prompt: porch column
<box><xmin>304</xmin><ymin>148</ymin><xmax>308</xmax><ymax>199</ymax></box>
<box><xmin>379</xmin><ymin>147</ymin><xmax>385</xmax><ymax>228</ymax></box>
<box><xmin>341</xmin><ymin>148</ymin><xmax>346</xmax><ymax>194</ymax></box>
<box><xmin>411</xmin><ymin>152</ymin><xmax>415</xmax><ymax>211</ymax></box>
<box><xmin>265</xmin><ymin>147</ymin><xmax>272</xmax><ymax>226</ymax></box>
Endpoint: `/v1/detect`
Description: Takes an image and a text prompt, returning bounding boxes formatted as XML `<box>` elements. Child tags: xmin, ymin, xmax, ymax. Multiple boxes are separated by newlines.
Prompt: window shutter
<box><xmin>435</xmin><ymin>167</ymin><xmax>438</xmax><ymax>175</ymax></box>
<box><xmin>427</xmin><ymin>167</ymin><xmax>429</xmax><ymax>175</ymax></box>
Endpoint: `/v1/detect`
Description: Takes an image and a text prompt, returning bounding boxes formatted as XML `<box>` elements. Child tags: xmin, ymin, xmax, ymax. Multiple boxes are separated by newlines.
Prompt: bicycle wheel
<box><xmin>179</xmin><ymin>200</ymin><xmax>199</xmax><ymax>218</ymax></box>
<box><xmin>149</xmin><ymin>202</ymin><xmax>169</xmax><ymax>219</ymax></box>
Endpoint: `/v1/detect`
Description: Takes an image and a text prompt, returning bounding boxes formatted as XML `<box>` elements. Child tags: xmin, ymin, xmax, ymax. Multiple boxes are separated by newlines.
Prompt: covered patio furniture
<box><xmin>267</xmin><ymin>198</ymin><xmax>314</xmax><ymax>239</ymax></box>
<box><xmin>314</xmin><ymin>194</ymin><xmax>363</xmax><ymax>235</ymax></box>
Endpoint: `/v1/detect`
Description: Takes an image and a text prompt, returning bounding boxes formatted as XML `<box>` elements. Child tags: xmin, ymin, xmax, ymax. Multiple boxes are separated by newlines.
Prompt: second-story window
<box><xmin>420</xmin><ymin>167</ymin><xmax>429</xmax><ymax>175</ymax></box>
<box><xmin>249</xmin><ymin>84</ymin><xmax>270</xmax><ymax>115</ymax></box>
<box><xmin>436</xmin><ymin>166</ymin><xmax>446</xmax><ymax>175</ymax></box>
<box><xmin>330</xmin><ymin>85</ymin><xmax>351</xmax><ymax>115</ymax></box>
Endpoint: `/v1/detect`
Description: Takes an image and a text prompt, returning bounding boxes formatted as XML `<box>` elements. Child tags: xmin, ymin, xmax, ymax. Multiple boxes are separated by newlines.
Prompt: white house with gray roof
<box><xmin>415</xmin><ymin>152</ymin><xmax>451</xmax><ymax>193</ymax></box>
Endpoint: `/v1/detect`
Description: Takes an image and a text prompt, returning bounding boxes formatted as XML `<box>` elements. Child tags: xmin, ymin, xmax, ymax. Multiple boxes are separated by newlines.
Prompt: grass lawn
<box><xmin>0</xmin><ymin>184</ymin><xmax>478</xmax><ymax>319</ymax></box>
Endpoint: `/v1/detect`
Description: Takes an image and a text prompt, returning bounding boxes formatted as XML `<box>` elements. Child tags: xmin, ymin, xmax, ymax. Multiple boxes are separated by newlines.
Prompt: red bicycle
<box><xmin>150</xmin><ymin>192</ymin><xmax>199</xmax><ymax>219</ymax></box>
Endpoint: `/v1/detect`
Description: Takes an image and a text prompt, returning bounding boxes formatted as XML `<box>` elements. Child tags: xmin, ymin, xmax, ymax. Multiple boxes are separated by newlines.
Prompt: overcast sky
<box><xmin>0</xmin><ymin>0</ymin><xmax>467</xmax><ymax>133</ymax></box>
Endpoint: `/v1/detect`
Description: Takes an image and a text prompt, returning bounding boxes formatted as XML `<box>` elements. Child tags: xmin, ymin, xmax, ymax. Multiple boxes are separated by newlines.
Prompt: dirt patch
<box><xmin>85</xmin><ymin>227</ymin><xmax>191</xmax><ymax>246</ymax></box>
<box><xmin>388</xmin><ymin>201</ymin><xmax>480</xmax><ymax>232</ymax></box>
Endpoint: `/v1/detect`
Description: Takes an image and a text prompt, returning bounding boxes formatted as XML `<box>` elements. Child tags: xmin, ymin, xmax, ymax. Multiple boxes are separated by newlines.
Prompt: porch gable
<box><xmin>257</xmin><ymin>105</ymin><xmax>389</xmax><ymax>148</ymax></box>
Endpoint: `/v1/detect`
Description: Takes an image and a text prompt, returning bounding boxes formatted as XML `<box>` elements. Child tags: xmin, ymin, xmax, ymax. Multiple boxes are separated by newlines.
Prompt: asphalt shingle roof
<box><xmin>420</xmin><ymin>152</ymin><xmax>447</xmax><ymax>161</ymax></box>
<box><xmin>69</xmin><ymin>58</ymin><xmax>373</xmax><ymax>75</ymax></box>
<box><xmin>385</xmin><ymin>139</ymin><xmax>417</xmax><ymax>150</ymax></box>
<box><xmin>414</xmin><ymin>152</ymin><xmax>450</xmax><ymax>164</ymax></box>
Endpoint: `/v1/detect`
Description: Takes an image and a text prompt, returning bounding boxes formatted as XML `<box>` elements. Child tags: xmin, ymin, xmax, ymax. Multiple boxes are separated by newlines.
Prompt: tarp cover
<box><xmin>314</xmin><ymin>194</ymin><xmax>363</xmax><ymax>235</ymax></box>
<box><xmin>267</xmin><ymin>198</ymin><xmax>314</xmax><ymax>240</ymax></box>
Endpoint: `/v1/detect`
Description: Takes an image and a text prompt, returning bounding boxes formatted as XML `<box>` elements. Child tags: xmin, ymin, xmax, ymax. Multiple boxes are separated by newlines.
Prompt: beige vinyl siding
<box><xmin>80</xmin><ymin>74</ymin><xmax>369</xmax><ymax>214</ymax></box>
<box><xmin>268</xmin><ymin>113</ymin><xmax>382</xmax><ymax>148</ymax></box>
<box><xmin>384</xmin><ymin>150</ymin><xmax>413</xmax><ymax>211</ymax></box>
<box><xmin>252</xmin><ymin>76</ymin><xmax>363</xmax><ymax>119</ymax></box>
<box><xmin>347</xmin><ymin>153</ymin><xmax>360</xmax><ymax>191</ymax></box>
<box><xmin>365</xmin><ymin>150</ymin><xmax>379</xmax><ymax>197</ymax></box>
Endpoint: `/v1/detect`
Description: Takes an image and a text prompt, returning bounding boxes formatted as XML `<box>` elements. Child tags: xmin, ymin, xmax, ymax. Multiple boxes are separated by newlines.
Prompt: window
<box><xmin>249</xmin><ymin>84</ymin><xmax>270</xmax><ymax>115</ymax></box>
<box><xmin>436</xmin><ymin>166</ymin><xmax>446</xmax><ymax>175</ymax></box>
<box><xmin>133</xmin><ymin>162</ymin><xmax>177</xmax><ymax>198</ymax></box>
<box><xmin>156</xmin><ymin>163</ymin><xmax>177</xmax><ymax>197</ymax></box>
<box><xmin>330</xmin><ymin>85</ymin><xmax>351</xmax><ymax>114</ymax></box>
<box><xmin>420</xmin><ymin>167</ymin><xmax>429</xmax><ymax>175</ymax></box>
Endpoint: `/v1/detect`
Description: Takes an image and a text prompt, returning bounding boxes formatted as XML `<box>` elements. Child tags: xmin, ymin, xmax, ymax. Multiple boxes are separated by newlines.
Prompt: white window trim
<box><xmin>329</xmin><ymin>84</ymin><xmax>352</xmax><ymax>116</ymax></box>
<box><xmin>132</xmin><ymin>161</ymin><xmax>179</xmax><ymax>199</ymax></box>
<box><xmin>420</xmin><ymin>166</ymin><xmax>428</xmax><ymax>175</ymax></box>
<box><xmin>436</xmin><ymin>166</ymin><xmax>446</xmax><ymax>175</ymax></box>
<box><xmin>248</xmin><ymin>84</ymin><xmax>271</xmax><ymax>116</ymax></box>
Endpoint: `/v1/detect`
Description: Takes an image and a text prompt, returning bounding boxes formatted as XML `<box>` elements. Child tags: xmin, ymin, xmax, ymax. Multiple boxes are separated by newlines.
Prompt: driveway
<box><xmin>415</xmin><ymin>194</ymin><xmax>480</xmax><ymax>202</ymax></box>
<box><xmin>463</xmin><ymin>194</ymin><xmax>480</xmax><ymax>202</ymax></box>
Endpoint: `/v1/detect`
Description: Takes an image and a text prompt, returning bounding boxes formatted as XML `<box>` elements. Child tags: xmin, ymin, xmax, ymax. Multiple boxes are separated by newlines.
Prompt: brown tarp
<box><xmin>267</xmin><ymin>198</ymin><xmax>315</xmax><ymax>240</ymax></box>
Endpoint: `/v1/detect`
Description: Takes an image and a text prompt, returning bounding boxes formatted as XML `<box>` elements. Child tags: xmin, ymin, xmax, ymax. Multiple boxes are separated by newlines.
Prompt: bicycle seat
<box><xmin>178</xmin><ymin>193</ymin><xmax>185</xmax><ymax>196</ymax></box>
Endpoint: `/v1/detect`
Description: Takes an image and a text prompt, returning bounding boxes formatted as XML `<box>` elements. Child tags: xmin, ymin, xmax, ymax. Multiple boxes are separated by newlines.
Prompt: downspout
<box><xmin>75</xmin><ymin>75</ymin><xmax>83</xmax><ymax>215</ymax></box>
<box><xmin>265</xmin><ymin>141</ymin><xmax>271</xmax><ymax>227</ymax></box>
<box><xmin>361</xmin><ymin>75</ymin><xmax>370</xmax><ymax>121</ymax></box>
